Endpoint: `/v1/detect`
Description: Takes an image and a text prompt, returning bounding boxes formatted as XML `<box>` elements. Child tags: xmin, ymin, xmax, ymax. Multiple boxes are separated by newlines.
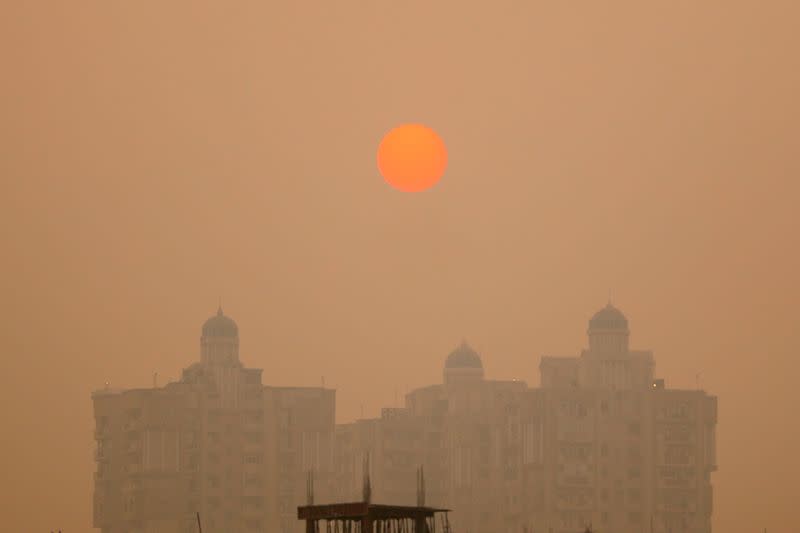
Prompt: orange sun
<box><xmin>377</xmin><ymin>124</ymin><xmax>447</xmax><ymax>192</ymax></box>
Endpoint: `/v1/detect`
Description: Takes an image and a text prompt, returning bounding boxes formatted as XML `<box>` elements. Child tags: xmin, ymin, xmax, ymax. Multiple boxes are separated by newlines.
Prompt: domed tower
<box><xmin>443</xmin><ymin>341</ymin><xmax>484</xmax><ymax>385</ymax></box>
<box><xmin>201</xmin><ymin>306</ymin><xmax>240</xmax><ymax>366</ymax></box>
<box><xmin>587</xmin><ymin>303</ymin><xmax>630</xmax><ymax>354</ymax></box>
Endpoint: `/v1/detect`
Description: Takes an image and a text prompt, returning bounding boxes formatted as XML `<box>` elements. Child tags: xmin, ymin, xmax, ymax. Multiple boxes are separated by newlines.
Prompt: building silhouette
<box><xmin>92</xmin><ymin>304</ymin><xmax>716</xmax><ymax>533</ymax></box>
<box><xmin>92</xmin><ymin>307</ymin><xmax>335</xmax><ymax>533</ymax></box>
<box><xmin>521</xmin><ymin>304</ymin><xmax>717</xmax><ymax>533</ymax></box>
<box><xmin>331</xmin><ymin>305</ymin><xmax>717</xmax><ymax>533</ymax></box>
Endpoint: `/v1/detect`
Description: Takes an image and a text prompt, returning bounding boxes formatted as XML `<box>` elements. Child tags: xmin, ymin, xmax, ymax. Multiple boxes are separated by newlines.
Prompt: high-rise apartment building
<box><xmin>92</xmin><ymin>308</ymin><xmax>335</xmax><ymax>533</ymax></box>
<box><xmin>335</xmin><ymin>305</ymin><xmax>717</xmax><ymax>533</ymax></box>
<box><xmin>332</xmin><ymin>342</ymin><xmax>528</xmax><ymax>532</ymax></box>
<box><xmin>520</xmin><ymin>304</ymin><xmax>717</xmax><ymax>533</ymax></box>
<box><xmin>93</xmin><ymin>304</ymin><xmax>716</xmax><ymax>533</ymax></box>
<box><xmin>265</xmin><ymin>385</ymin><xmax>336</xmax><ymax>532</ymax></box>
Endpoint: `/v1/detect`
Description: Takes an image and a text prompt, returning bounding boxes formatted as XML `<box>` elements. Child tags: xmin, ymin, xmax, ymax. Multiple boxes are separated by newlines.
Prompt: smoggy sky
<box><xmin>2</xmin><ymin>2</ymin><xmax>798</xmax><ymax>532</ymax></box>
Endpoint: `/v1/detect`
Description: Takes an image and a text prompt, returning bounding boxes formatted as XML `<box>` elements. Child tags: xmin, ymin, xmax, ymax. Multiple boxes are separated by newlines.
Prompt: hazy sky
<box><xmin>2</xmin><ymin>2</ymin><xmax>798</xmax><ymax>531</ymax></box>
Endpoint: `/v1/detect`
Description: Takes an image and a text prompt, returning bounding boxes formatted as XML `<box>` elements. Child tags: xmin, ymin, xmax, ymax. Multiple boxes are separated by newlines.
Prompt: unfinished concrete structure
<box><xmin>299</xmin><ymin>466</ymin><xmax>451</xmax><ymax>533</ymax></box>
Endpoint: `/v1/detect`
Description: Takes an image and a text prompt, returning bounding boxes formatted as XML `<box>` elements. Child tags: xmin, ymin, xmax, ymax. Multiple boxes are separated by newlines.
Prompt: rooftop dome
<box><xmin>202</xmin><ymin>306</ymin><xmax>238</xmax><ymax>338</ymax></box>
<box><xmin>445</xmin><ymin>341</ymin><xmax>483</xmax><ymax>369</ymax></box>
<box><xmin>588</xmin><ymin>304</ymin><xmax>628</xmax><ymax>331</ymax></box>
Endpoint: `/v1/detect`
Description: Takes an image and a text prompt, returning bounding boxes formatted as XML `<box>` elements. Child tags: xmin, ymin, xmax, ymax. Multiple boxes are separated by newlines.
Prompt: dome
<box><xmin>589</xmin><ymin>304</ymin><xmax>628</xmax><ymax>331</ymax></box>
<box><xmin>202</xmin><ymin>306</ymin><xmax>238</xmax><ymax>338</ymax></box>
<box><xmin>445</xmin><ymin>341</ymin><xmax>483</xmax><ymax>369</ymax></box>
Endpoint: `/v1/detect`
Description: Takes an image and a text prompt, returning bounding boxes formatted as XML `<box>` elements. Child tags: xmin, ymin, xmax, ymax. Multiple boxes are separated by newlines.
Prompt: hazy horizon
<box><xmin>2</xmin><ymin>2</ymin><xmax>799</xmax><ymax>532</ymax></box>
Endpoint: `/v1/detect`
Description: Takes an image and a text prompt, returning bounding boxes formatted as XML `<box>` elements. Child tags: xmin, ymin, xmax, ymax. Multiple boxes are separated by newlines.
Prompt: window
<box><xmin>246</xmin><ymin>432</ymin><xmax>263</xmax><ymax>443</ymax></box>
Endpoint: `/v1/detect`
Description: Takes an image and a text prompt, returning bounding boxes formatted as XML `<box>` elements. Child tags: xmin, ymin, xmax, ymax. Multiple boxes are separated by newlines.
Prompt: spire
<box><xmin>217</xmin><ymin>297</ymin><xmax>223</xmax><ymax>316</ymax></box>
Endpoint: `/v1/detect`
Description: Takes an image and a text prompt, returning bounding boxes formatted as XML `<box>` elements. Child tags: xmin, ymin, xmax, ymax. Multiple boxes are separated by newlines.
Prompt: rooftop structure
<box><xmin>299</xmin><ymin>467</ymin><xmax>451</xmax><ymax>533</ymax></box>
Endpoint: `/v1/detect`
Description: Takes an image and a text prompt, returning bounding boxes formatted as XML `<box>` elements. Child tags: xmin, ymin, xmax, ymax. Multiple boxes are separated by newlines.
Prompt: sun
<box><xmin>377</xmin><ymin>124</ymin><xmax>447</xmax><ymax>192</ymax></box>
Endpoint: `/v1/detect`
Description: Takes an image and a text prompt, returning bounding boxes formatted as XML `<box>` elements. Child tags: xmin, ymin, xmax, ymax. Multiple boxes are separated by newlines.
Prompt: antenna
<box><xmin>196</xmin><ymin>512</ymin><xmax>203</xmax><ymax>533</ymax></box>
<box><xmin>153</xmin><ymin>372</ymin><xmax>158</xmax><ymax>388</ymax></box>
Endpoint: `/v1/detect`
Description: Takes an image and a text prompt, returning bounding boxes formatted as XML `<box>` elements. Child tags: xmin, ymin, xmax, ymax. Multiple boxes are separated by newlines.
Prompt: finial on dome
<box><xmin>445</xmin><ymin>341</ymin><xmax>483</xmax><ymax>369</ymax></box>
<box><xmin>202</xmin><ymin>305</ymin><xmax>238</xmax><ymax>338</ymax></box>
<box><xmin>217</xmin><ymin>296</ymin><xmax>223</xmax><ymax>316</ymax></box>
<box><xmin>588</xmin><ymin>303</ymin><xmax>628</xmax><ymax>331</ymax></box>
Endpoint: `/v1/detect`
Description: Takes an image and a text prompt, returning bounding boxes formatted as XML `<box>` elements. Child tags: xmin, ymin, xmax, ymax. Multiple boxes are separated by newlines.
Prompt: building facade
<box><xmin>92</xmin><ymin>308</ymin><xmax>335</xmax><ymax>533</ymax></box>
<box><xmin>93</xmin><ymin>304</ymin><xmax>716</xmax><ymax>533</ymax></box>
<box><xmin>522</xmin><ymin>304</ymin><xmax>718</xmax><ymax>533</ymax></box>
<box><xmin>333</xmin><ymin>305</ymin><xmax>717</xmax><ymax>533</ymax></box>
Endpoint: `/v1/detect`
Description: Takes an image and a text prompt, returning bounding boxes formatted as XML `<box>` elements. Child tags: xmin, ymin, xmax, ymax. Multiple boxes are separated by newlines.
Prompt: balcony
<box><xmin>122</xmin><ymin>505</ymin><xmax>142</xmax><ymax>520</ymax></box>
<box><xmin>559</xmin><ymin>475</ymin><xmax>592</xmax><ymax>486</ymax></box>
<box><xmin>243</xmin><ymin>505</ymin><xmax>264</xmax><ymax>517</ymax></box>
<box><xmin>657</xmin><ymin>501</ymin><xmax>696</xmax><ymax>513</ymax></box>
<box><xmin>244</xmin><ymin>483</ymin><xmax>265</xmax><ymax>496</ymax></box>
<box><xmin>243</xmin><ymin>442</ymin><xmax>264</xmax><ymax>453</ymax></box>
<box><xmin>244</xmin><ymin>520</ymin><xmax>263</xmax><ymax>531</ymax></box>
<box><xmin>122</xmin><ymin>480</ymin><xmax>143</xmax><ymax>492</ymax></box>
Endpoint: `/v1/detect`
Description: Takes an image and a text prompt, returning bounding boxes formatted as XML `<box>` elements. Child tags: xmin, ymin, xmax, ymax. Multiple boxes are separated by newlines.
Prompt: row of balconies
<box><xmin>656</xmin><ymin>501</ymin><xmax>699</xmax><ymax>513</ymax></box>
<box><xmin>94</xmin><ymin>447</ymin><xmax>109</xmax><ymax>461</ymax></box>
<box><xmin>122</xmin><ymin>420</ymin><xmax>140</xmax><ymax>432</ymax></box>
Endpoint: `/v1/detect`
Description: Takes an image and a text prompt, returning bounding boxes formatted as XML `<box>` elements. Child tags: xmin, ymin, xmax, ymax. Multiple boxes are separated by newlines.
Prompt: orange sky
<box><xmin>1</xmin><ymin>2</ymin><xmax>798</xmax><ymax>531</ymax></box>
